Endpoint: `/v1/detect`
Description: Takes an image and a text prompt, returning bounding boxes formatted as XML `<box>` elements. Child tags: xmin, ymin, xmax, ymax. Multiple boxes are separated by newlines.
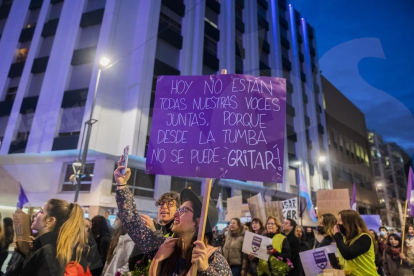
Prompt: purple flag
<box><xmin>17</xmin><ymin>183</ymin><xmax>29</xmax><ymax>209</ymax></box>
<box><xmin>146</xmin><ymin>74</ymin><xmax>286</xmax><ymax>183</ymax></box>
<box><xmin>407</xmin><ymin>167</ymin><xmax>414</xmax><ymax>217</ymax></box>
<box><xmin>351</xmin><ymin>183</ymin><xmax>356</xmax><ymax>211</ymax></box>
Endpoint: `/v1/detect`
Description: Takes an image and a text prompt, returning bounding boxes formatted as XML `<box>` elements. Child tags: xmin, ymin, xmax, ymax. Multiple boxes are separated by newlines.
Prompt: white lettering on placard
<box><xmin>199</xmin><ymin>131</ymin><xmax>216</xmax><ymax>144</ymax></box>
<box><xmin>231</xmin><ymin>78</ymin><xmax>273</xmax><ymax>95</ymax></box>
<box><xmin>171</xmin><ymin>80</ymin><xmax>193</xmax><ymax>94</ymax></box>
<box><xmin>157</xmin><ymin>130</ymin><xmax>188</xmax><ymax>144</ymax></box>
<box><xmin>191</xmin><ymin>148</ymin><xmax>220</xmax><ymax>164</ymax></box>
<box><xmin>171</xmin><ymin>149</ymin><xmax>184</xmax><ymax>164</ymax></box>
<box><xmin>160</xmin><ymin>98</ymin><xmax>187</xmax><ymax>110</ymax></box>
<box><xmin>227</xmin><ymin>150</ymin><xmax>276</xmax><ymax>169</ymax></box>
<box><xmin>151</xmin><ymin>148</ymin><xmax>166</xmax><ymax>163</ymax></box>
<box><xmin>245</xmin><ymin>97</ymin><xmax>280</xmax><ymax>111</ymax></box>
<box><xmin>204</xmin><ymin>79</ymin><xmax>223</xmax><ymax>94</ymax></box>
<box><xmin>223</xmin><ymin>112</ymin><xmax>266</xmax><ymax>128</ymax></box>
<box><xmin>222</xmin><ymin>129</ymin><xmax>267</xmax><ymax>145</ymax></box>
<box><xmin>166</xmin><ymin>112</ymin><xmax>207</xmax><ymax>127</ymax></box>
<box><xmin>193</xmin><ymin>96</ymin><xmax>238</xmax><ymax>110</ymax></box>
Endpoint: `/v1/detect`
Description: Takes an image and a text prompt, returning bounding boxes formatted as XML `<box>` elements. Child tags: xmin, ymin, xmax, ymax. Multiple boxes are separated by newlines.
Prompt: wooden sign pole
<box><xmin>401</xmin><ymin>199</ymin><xmax>408</xmax><ymax>265</ymax></box>
<box><xmin>192</xmin><ymin>69</ymin><xmax>227</xmax><ymax>275</ymax></box>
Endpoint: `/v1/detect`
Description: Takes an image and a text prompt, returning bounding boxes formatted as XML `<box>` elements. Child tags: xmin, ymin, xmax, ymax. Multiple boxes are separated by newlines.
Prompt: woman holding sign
<box><xmin>245</xmin><ymin>218</ymin><xmax>265</xmax><ymax>276</ymax></box>
<box><xmin>114</xmin><ymin>160</ymin><xmax>232</xmax><ymax>276</ymax></box>
<box><xmin>333</xmin><ymin>210</ymin><xmax>377</xmax><ymax>276</ymax></box>
<box><xmin>257</xmin><ymin>216</ymin><xmax>291</xmax><ymax>276</ymax></box>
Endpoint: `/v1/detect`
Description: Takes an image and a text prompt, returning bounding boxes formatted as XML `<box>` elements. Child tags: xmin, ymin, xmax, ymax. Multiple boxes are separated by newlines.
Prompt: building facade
<box><xmin>369</xmin><ymin>131</ymin><xmax>409</xmax><ymax>229</ymax></box>
<box><xmin>323</xmin><ymin>76</ymin><xmax>378</xmax><ymax>215</ymax></box>
<box><xmin>0</xmin><ymin>0</ymin><xmax>331</xmax><ymax>224</ymax></box>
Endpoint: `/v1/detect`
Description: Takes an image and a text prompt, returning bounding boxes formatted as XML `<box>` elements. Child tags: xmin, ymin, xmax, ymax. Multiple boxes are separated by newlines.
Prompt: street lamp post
<box><xmin>317</xmin><ymin>155</ymin><xmax>326</xmax><ymax>189</ymax></box>
<box><xmin>73</xmin><ymin>57</ymin><xmax>111</xmax><ymax>203</ymax></box>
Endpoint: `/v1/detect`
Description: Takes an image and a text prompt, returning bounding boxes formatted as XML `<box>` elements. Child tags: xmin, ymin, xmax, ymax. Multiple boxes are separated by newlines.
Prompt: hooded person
<box><xmin>114</xmin><ymin>159</ymin><xmax>232</xmax><ymax>276</ymax></box>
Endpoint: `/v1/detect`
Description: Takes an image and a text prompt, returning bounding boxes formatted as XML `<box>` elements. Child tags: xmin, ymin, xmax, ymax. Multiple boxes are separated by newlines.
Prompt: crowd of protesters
<box><xmin>0</xmin><ymin>158</ymin><xmax>413</xmax><ymax>276</ymax></box>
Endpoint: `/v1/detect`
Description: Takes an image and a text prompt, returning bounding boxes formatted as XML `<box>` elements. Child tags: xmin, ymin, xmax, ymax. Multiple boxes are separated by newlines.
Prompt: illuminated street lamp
<box><xmin>74</xmin><ymin>57</ymin><xmax>111</xmax><ymax>203</ymax></box>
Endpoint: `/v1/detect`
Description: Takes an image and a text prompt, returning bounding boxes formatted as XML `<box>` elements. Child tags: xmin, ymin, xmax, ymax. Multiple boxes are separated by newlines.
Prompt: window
<box><xmin>5</xmin><ymin>87</ymin><xmax>17</xmax><ymax>101</ymax></box>
<box><xmin>236</xmin><ymin>5</ymin><xmax>243</xmax><ymax>20</ymax></box>
<box><xmin>25</xmin><ymin>9</ymin><xmax>40</xmax><ymax>28</ymax></box>
<box><xmin>76</xmin><ymin>24</ymin><xmax>101</xmax><ymax>49</ymax></box>
<box><xmin>58</xmin><ymin>106</ymin><xmax>85</xmax><ymax>134</ymax></box>
<box><xmin>160</xmin><ymin>13</ymin><xmax>182</xmax><ymax>34</ymax></box>
<box><xmin>66</xmin><ymin>63</ymin><xmax>93</xmax><ymax>91</ymax></box>
<box><xmin>355</xmin><ymin>143</ymin><xmax>360</xmax><ymax>158</ymax></box>
<box><xmin>260</xmin><ymin>52</ymin><xmax>269</xmax><ymax>65</ymax></box>
<box><xmin>345</xmin><ymin>137</ymin><xmax>350</xmax><ymax>155</ymax></box>
<box><xmin>288</xmin><ymin>167</ymin><xmax>298</xmax><ymax>186</ymax></box>
<box><xmin>16</xmin><ymin>48</ymin><xmax>29</xmax><ymax>63</ymax></box>
<box><xmin>84</xmin><ymin>0</ymin><xmax>106</xmax><ymax>13</ymax></box>
<box><xmin>0</xmin><ymin>19</ymin><xmax>6</xmax><ymax>36</ymax></box>
<box><xmin>27</xmin><ymin>73</ymin><xmax>45</xmax><ymax>97</ymax></box>
<box><xmin>204</xmin><ymin>35</ymin><xmax>217</xmax><ymax>56</ymax></box>
<box><xmin>111</xmin><ymin>166</ymin><xmax>155</xmax><ymax>198</ymax></box>
<box><xmin>37</xmin><ymin>36</ymin><xmax>54</xmax><ymax>58</ymax></box>
<box><xmin>4</xmin><ymin>77</ymin><xmax>20</xmax><ymax>101</ymax></box>
<box><xmin>47</xmin><ymin>1</ymin><xmax>63</xmax><ymax>21</ymax></box>
<box><xmin>257</xmin><ymin>4</ymin><xmax>267</xmax><ymax>19</ymax></box>
<box><xmin>242</xmin><ymin>190</ymin><xmax>257</xmax><ymax>203</ymax></box>
<box><xmin>205</xmin><ymin>7</ymin><xmax>219</xmax><ymax>28</ymax></box>
<box><xmin>211</xmin><ymin>186</ymin><xmax>231</xmax><ymax>208</ymax></box>
<box><xmin>338</xmin><ymin>135</ymin><xmax>344</xmax><ymax>151</ymax></box>
<box><xmin>171</xmin><ymin>177</ymin><xmax>202</xmax><ymax>196</ymax></box>
<box><xmin>62</xmin><ymin>163</ymin><xmax>94</xmax><ymax>192</ymax></box>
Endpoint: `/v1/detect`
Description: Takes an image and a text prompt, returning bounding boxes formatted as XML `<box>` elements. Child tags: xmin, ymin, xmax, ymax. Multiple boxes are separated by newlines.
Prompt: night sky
<box><xmin>290</xmin><ymin>0</ymin><xmax>414</xmax><ymax>156</ymax></box>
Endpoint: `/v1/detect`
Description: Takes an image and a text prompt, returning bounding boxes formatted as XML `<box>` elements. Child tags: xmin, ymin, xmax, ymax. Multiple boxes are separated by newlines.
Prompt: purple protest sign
<box><xmin>146</xmin><ymin>74</ymin><xmax>286</xmax><ymax>182</ymax></box>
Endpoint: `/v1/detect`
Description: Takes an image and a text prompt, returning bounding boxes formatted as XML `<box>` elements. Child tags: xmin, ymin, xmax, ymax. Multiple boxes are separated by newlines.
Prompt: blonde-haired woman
<box><xmin>315</xmin><ymin>213</ymin><xmax>337</xmax><ymax>248</ymax></box>
<box><xmin>19</xmin><ymin>199</ymin><xmax>98</xmax><ymax>275</ymax></box>
<box><xmin>257</xmin><ymin>216</ymin><xmax>291</xmax><ymax>276</ymax></box>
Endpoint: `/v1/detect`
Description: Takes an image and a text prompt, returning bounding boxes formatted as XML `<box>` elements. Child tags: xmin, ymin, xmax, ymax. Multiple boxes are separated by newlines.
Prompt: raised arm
<box><xmin>114</xmin><ymin>159</ymin><xmax>166</xmax><ymax>259</ymax></box>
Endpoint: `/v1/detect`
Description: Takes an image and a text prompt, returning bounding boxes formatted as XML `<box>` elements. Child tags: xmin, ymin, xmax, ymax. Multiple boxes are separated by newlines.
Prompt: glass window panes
<box><xmin>204</xmin><ymin>35</ymin><xmax>217</xmax><ymax>56</ymax></box>
<box><xmin>171</xmin><ymin>177</ymin><xmax>202</xmax><ymax>196</ymax></box>
<box><xmin>242</xmin><ymin>190</ymin><xmax>256</xmax><ymax>203</ymax></box>
<box><xmin>111</xmin><ymin>165</ymin><xmax>155</xmax><ymax>198</ymax></box>
<box><xmin>62</xmin><ymin>163</ymin><xmax>94</xmax><ymax>192</ymax></box>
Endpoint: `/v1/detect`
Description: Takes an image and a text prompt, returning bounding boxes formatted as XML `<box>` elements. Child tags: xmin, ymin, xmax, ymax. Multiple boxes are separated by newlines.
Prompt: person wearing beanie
<box><xmin>114</xmin><ymin>157</ymin><xmax>232</xmax><ymax>275</ymax></box>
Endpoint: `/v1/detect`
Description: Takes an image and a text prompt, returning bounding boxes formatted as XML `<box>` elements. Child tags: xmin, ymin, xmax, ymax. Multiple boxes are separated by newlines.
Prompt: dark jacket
<box><xmin>315</xmin><ymin>235</ymin><xmax>334</xmax><ymax>248</ymax></box>
<box><xmin>19</xmin><ymin>232</ymin><xmax>99</xmax><ymax>276</ymax></box>
<box><xmin>4</xmin><ymin>251</ymin><xmax>24</xmax><ymax>276</ymax></box>
<box><xmin>91</xmin><ymin>233</ymin><xmax>111</xmax><ymax>276</ymax></box>
<box><xmin>285</xmin><ymin>231</ymin><xmax>301</xmax><ymax>276</ymax></box>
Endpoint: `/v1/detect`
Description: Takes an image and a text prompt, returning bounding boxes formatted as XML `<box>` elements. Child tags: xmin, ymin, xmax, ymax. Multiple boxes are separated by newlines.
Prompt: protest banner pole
<box><xmin>192</xmin><ymin>69</ymin><xmax>227</xmax><ymax>276</ymax></box>
<box><xmin>401</xmin><ymin>199</ymin><xmax>408</xmax><ymax>265</ymax></box>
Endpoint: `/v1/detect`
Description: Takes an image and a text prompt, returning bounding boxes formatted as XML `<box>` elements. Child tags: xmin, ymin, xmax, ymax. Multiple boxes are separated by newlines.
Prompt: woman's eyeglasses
<box><xmin>176</xmin><ymin>206</ymin><xmax>194</xmax><ymax>216</ymax></box>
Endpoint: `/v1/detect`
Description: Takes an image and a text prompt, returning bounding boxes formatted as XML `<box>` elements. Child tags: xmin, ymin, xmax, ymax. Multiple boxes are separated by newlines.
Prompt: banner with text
<box><xmin>316</xmin><ymin>189</ymin><xmax>350</xmax><ymax>218</ymax></box>
<box><xmin>146</xmin><ymin>74</ymin><xmax>286</xmax><ymax>182</ymax></box>
<box><xmin>281</xmin><ymin>197</ymin><xmax>298</xmax><ymax>223</ymax></box>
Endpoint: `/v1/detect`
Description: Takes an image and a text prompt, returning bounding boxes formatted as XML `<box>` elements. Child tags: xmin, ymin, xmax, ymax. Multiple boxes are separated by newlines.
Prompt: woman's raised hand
<box><xmin>114</xmin><ymin>155</ymin><xmax>131</xmax><ymax>186</ymax></box>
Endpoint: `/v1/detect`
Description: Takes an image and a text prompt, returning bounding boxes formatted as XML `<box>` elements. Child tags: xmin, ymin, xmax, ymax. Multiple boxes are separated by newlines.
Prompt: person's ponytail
<box><xmin>56</xmin><ymin>203</ymin><xmax>88</xmax><ymax>267</ymax></box>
